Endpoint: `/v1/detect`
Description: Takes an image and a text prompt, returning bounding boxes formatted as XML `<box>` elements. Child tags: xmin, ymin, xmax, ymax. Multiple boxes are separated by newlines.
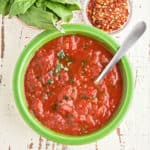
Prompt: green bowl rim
<box><xmin>13</xmin><ymin>24</ymin><xmax>133</xmax><ymax>145</ymax></box>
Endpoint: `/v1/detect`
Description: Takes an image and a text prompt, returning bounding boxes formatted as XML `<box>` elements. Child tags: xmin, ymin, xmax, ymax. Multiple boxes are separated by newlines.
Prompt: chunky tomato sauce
<box><xmin>25</xmin><ymin>35</ymin><xmax>123</xmax><ymax>135</ymax></box>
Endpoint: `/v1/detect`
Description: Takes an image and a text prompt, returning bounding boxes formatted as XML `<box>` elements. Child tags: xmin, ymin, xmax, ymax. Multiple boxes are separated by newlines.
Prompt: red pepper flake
<box><xmin>87</xmin><ymin>0</ymin><xmax>130</xmax><ymax>32</ymax></box>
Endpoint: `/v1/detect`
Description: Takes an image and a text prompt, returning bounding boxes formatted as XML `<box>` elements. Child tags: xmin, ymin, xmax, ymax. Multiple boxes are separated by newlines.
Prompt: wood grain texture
<box><xmin>1</xmin><ymin>16</ymin><xmax>5</xmax><ymax>58</ymax></box>
<box><xmin>0</xmin><ymin>0</ymin><xmax>150</xmax><ymax>149</ymax></box>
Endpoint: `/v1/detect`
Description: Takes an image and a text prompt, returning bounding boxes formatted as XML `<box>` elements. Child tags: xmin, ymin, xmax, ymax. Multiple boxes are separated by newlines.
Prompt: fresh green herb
<box><xmin>9</xmin><ymin>0</ymin><xmax>36</xmax><ymax>16</ymax></box>
<box><xmin>54</xmin><ymin>62</ymin><xmax>69</xmax><ymax>75</ymax></box>
<box><xmin>57</xmin><ymin>49</ymin><xmax>66</xmax><ymax>59</ymax></box>
<box><xmin>46</xmin><ymin>1</ymin><xmax>73</xmax><ymax>22</ymax></box>
<box><xmin>0</xmin><ymin>0</ymin><xmax>14</xmax><ymax>16</ymax></box>
<box><xmin>35</xmin><ymin>0</ymin><xmax>46</xmax><ymax>10</ymax></box>
<box><xmin>48</xmin><ymin>79</ymin><xmax>54</xmax><ymax>85</ymax></box>
<box><xmin>54</xmin><ymin>63</ymin><xmax>63</xmax><ymax>74</ymax></box>
<box><xmin>18</xmin><ymin>6</ymin><xmax>58</xmax><ymax>30</ymax></box>
<box><xmin>50</xmin><ymin>0</ymin><xmax>81</xmax><ymax>10</ymax></box>
<box><xmin>0</xmin><ymin>0</ymin><xmax>81</xmax><ymax>30</ymax></box>
<box><xmin>80</xmin><ymin>95</ymin><xmax>90</xmax><ymax>99</ymax></box>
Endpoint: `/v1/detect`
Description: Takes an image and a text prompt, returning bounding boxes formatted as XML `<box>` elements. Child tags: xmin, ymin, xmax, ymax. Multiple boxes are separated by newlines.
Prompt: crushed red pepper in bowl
<box><xmin>85</xmin><ymin>0</ymin><xmax>130</xmax><ymax>33</ymax></box>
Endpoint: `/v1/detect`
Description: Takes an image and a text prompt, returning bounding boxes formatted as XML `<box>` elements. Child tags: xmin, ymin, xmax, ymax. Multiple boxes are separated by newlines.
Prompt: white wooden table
<box><xmin>0</xmin><ymin>0</ymin><xmax>150</xmax><ymax>149</ymax></box>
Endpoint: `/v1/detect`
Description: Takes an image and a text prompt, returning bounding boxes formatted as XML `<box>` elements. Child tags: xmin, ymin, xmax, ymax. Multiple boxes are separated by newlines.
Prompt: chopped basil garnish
<box><xmin>54</xmin><ymin>62</ymin><xmax>69</xmax><ymax>75</ymax></box>
<box><xmin>48</xmin><ymin>79</ymin><xmax>54</xmax><ymax>85</ymax></box>
<box><xmin>57</xmin><ymin>49</ymin><xmax>65</xmax><ymax>59</ymax></box>
<box><xmin>54</xmin><ymin>63</ymin><xmax>63</xmax><ymax>74</ymax></box>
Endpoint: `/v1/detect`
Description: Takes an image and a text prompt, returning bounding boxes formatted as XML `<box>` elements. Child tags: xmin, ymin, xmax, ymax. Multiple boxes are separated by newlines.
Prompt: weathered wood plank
<box><xmin>0</xmin><ymin>0</ymin><xmax>150</xmax><ymax>149</ymax></box>
<box><xmin>1</xmin><ymin>16</ymin><xmax>5</xmax><ymax>58</ymax></box>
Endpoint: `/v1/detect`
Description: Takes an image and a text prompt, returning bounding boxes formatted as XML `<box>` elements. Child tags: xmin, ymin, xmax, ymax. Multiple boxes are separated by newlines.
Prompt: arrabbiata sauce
<box><xmin>25</xmin><ymin>35</ymin><xmax>123</xmax><ymax>135</ymax></box>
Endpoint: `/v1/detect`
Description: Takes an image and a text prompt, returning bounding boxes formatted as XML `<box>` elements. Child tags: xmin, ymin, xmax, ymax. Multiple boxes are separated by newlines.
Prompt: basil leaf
<box><xmin>48</xmin><ymin>79</ymin><xmax>54</xmax><ymax>85</ymax></box>
<box><xmin>54</xmin><ymin>62</ymin><xmax>68</xmax><ymax>75</ymax></box>
<box><xmin>57</xmin><ymin>49</ymin><xmax>66</xmax><ymax>59</ymax></box>
<box><xmin>10</xmin><ymin>0</ymin><xmax>36</xmax><ymax>16</ymax></box>
<box><xmin>0</xmin><ymin>0</ymin><xmax>14</xmax><ymax>16</ymax></box>
<box><xmin>54</xmin><ymin>63</ymin><xmax>64</xmax><ymax>74</ymax></box>
<box><xmin>35</xmin><ymin>0</ymin><xmax>46</xmax><ymax>10</ymax></box>
<box><xmin>18</xmin><ymin>6</ymin><xmax>58</xmax><ymax>30</ymax></box>
<box><xmin>0</xmin><ymin>0</ymin><xmax>81</xmax><ymax>30</ymax></box>
<box><xmin>46</xmin><ymin>1</ymin><xmax>73</xmax><ymax>22</ymax></box>
<box><xmin>50</xmin><ymin>0</ymin><xmax>81</xmax><ymax>10</ymax></box>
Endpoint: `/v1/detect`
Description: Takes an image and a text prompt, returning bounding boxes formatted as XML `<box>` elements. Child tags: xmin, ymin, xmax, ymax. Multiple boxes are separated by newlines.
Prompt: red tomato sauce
<box><xmin>25</xmin><ymin>35</ymin><xmax>123</xmax><ymax>135</ymax></box>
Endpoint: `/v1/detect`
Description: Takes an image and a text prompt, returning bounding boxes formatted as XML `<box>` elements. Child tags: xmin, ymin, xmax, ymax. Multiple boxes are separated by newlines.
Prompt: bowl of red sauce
<box><xmin>13</xmin><ymin>24</ymin><xmax>133</xmax><ymax>145</ymax></box>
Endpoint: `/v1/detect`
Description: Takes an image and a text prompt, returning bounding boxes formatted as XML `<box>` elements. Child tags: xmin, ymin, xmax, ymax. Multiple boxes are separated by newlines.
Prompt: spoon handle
<box><xmin>95</xmin><ymin>21</ymin><xmax>146</xmax><ymax>84</ymax></box>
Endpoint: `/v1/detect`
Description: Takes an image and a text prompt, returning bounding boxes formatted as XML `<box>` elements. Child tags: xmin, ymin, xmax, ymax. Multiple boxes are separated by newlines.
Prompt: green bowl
<box><xmin>13</xmin><ymin>24</ymin><xmax>133</xmax><ymax>145</ymax></box>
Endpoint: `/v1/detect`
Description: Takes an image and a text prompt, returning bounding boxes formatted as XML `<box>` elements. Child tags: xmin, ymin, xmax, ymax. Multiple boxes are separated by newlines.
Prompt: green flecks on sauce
<box><xmin>48</xmin><ymin>79</ymin><xmax>54</xmax><ymax>85</ymax></box>
<box><xmin>54</xmin><ymin>62</ymin><xmax>69</xmax><ymax>75</ymax></box>
<box><xmin>57</xmin><ymin>49</ymin><xmax>66</xmax><ymax>59</ymax></box>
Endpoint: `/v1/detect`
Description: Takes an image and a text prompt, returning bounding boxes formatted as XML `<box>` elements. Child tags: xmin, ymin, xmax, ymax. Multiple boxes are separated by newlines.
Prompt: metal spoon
<box><xmin>94</xmin><ymin>21</ymin><xmax>146</xmax><ymax>84</ymax></box>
